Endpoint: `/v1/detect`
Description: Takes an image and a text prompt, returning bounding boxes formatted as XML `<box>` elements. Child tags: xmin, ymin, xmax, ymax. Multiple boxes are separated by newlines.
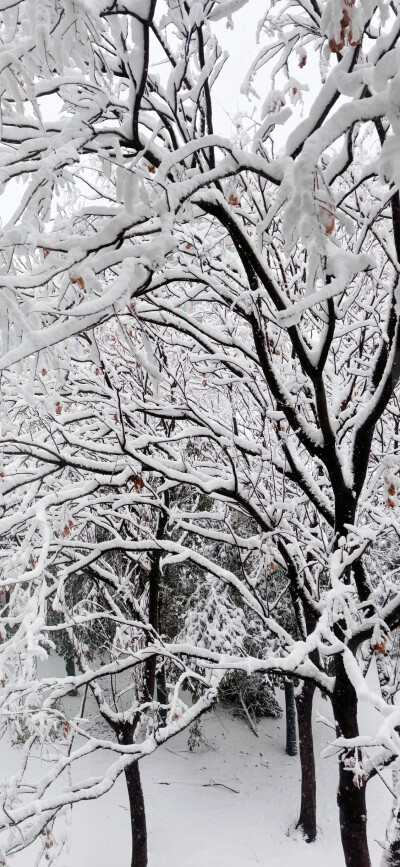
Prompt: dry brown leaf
<box><xmin>130</xmin><ymin>474</ymin><xmax>144</xmax><ymax>492</ymax></box>
<box><xmin>341</xmin><ymin>10</ymin><xmax>350</xmax><ymax>28</ymax></box>
<box><xmin>70</xmin><ymin>275</ymin><xmax>85</xmax><ymax>290</ymax></box>
<box><xmin>372</xmin><ymin>638</ymin><xmax>387</xmax><ymax>654</ymax></box>
<box><xmin>329</xmin><ymin>36</ymin><xmax>345</xmax><ymax>53</ymax></box>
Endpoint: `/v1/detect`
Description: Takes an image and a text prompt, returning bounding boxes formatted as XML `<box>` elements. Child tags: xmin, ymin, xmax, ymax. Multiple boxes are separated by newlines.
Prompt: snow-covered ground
<box><xmin>3</xmin><ymin>662</ymin><xmax>392</xmax><ymax>867</ymax></box>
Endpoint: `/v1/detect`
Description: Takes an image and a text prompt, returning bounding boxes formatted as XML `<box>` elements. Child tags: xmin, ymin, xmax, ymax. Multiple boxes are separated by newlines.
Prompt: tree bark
<box><xmin>295</xmin><ymin>681</ymin><xmax>317</xmax><ymax>842</ymax></box>
<box><xmin>117</xmin><ymin>504</ymin><xmax>169</xmax><ymax>867</ymax></box>
<box><xmin>124</xmin><ymin>759</ymin><xmax>148</xmax><ymax>867</ymax></box>
<box><xmin>65</xmin><ymin>657</ymin><xmax>78</xmax><ymax>696</ymax></box>
<box><xmin>145</xmin><ymin>502</ymin><xmax>169</xmax><ymax>702</ymax></box>
<box><xmin>156</xmin><ymin>666</ymin><xmax>168</xmax><ymax>727</ymax></box>
<box><xmin>332</xmin><ymin>656</ymin><xmax>371</xmax><ymax>867</ymax></box>
<box><xmin>284</xmin><ymin>678</ymin><xmax>297</xmax><ymax>756</ymax></box>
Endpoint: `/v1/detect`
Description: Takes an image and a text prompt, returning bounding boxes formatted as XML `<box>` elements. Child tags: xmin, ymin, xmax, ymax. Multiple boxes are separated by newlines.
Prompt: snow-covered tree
<box><xmin>2</xmin><ymin>2</ymin><xmax>400</xmax><ymax>866</ymax></box>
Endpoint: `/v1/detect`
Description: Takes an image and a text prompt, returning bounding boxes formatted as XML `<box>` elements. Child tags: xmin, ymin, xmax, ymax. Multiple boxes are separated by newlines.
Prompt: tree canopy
<box><xmin>1</xmin><ymin>2</ymin><xmax>400</xmax><ymax>865</ymax></box>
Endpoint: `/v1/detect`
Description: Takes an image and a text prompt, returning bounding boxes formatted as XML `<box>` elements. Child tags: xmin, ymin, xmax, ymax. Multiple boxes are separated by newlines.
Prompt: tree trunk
<box><xmin>65</xmin><ymin>657</ymin><xmax>78</xmax><ymax>696</ymax></box>
<box><xmin>295</xmin><ymin>681</ymin><xmax>317</xmax><ymax>842</ymax></box>
<box><xmin>284</xmin><ymin>678</ymin><xmax>297</xmax><ymax>756</ymax></box>
<box><xmin>332</xmin><ymin>656</ymin><xmax>371</xmax><ymax>867</ymax></box>
<box><xmin>156</xmin><ymin>666</ymin><xmax>168</xmax><ymax>727</ymax></box>
<box><xmin>124</xmin><ymin>760</ymin><xmax>148</xmax><ymax>867</ymax></box>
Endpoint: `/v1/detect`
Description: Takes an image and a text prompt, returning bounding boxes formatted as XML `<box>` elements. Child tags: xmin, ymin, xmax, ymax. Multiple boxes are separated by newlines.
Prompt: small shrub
<box><xmin>219</xmin><ymin>671</ymin><xmax>282</xmax><ymax>720</ymax></box>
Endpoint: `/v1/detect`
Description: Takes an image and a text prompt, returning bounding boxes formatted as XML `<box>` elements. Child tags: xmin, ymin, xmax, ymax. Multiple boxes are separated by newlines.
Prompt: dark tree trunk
<box><xmin>284</xmin><ymin>678</ymin><xmax>297</xmax><ymax>756</ymax></box>
<box><xmin>156</xmin><ymin>666</ymin><xmax>168</xmax><ymax>726</ymax></box>
<box><xmin>65</xmin><ymin>657</ymin><xmax>78</xmax><ymax>695</ymax></box>
<box><xmin>116</xmin><ymin>505</ymin><xmax>169</xmax><ymax>867</ymax></box>
<box><xmin>295</xmin><ymin>681</ymin><xmax>317</xmax><ymax>842</ymax></box>
<box><xmin>288</xmin><ymin>577</ymin><xmax>318</xmax><ymax>843</ymax></box>
<box><xmin>119</xmin><ymin>504</ymin><xmax>169</xmax><ymax>867</ymax></box>
<box><xmin>124</xmin><ymin>759</ymin><xmax>148</xmax><ymax>867</ymax></box>
<box><xmin>332</xmin><ymin>656</ymin><xmax>371</xmax><ymax>867</ymax></box>
<box><xmin>145</xmin><ymin>502</ymin><xmax>168</xmax><ymax>702</ymax></box>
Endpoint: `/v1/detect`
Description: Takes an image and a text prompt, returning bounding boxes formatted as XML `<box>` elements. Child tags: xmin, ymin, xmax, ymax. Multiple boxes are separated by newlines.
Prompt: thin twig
<box><xmin>203</xmin><ymin>781</ymin><xmax>240</xmax><ymax>794</ymax></box>
<box><xmin>165</xmin><ymin>747</ymin><xmax>189</xmax><ymax>760</ymax></box>
<box><xmin>239</xmin><ymin>693</ymin><xmax>259</xmax><ymax>738</ymax></box>
<box><xmin>364</xmin><ymin>749</ymin><xmax>396</xmax><ymax>798</ymax></box>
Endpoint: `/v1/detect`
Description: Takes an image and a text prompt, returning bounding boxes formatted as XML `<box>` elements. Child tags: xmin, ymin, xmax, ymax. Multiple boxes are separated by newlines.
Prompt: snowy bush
<box><xmin>219</xmin><ymin>671</ymin><xmax>282</xmax><ymax>721</ymax></box>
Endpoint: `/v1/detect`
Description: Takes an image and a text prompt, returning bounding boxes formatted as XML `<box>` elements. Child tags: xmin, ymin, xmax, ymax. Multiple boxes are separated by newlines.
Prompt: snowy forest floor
<box><xmin>6</xmin><ymin>659</ymin><xmax>393</xmax><ymax>867</ymax></box>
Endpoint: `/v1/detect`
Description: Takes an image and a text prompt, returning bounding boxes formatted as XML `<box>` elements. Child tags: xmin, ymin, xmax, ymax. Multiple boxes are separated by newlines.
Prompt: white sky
<box><xmin>212</xmin><ymin>5</ymin><xmax>263</xmax><ymax>136</ymax></box>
